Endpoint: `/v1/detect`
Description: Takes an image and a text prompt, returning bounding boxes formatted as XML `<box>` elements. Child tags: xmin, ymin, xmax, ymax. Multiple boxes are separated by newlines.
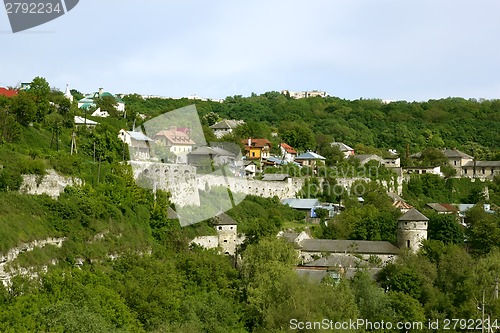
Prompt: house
<box><xmin>404</xmin><ymin>165</ymin><xmax>442</xmax><ymax>176</ymax></box>
<box><xmin>154</xmin><ymin>126</ymin><xmax>196</xmax><ymax>164</ymax></box>
<box><xmin>280</xmin><ymin>143</ymin><xmax>297</xmax><ymax>162</ymax></box>
<box><xmin>242</xmin><ymin>138</ymin><xmax>271</xmax><ymax>160</ymax></box>
<box><xmin>312</xmin><ymin>203</ymin><xmax>344</xmax><ymax>218</ymax></box>
<box><xmin>458</xmin><ymin>204</ymin><xmax>496</xmax><ymax>225</ymax></box>
<box><xmin>191</xmin><ymin>212</ymin><xmax>245</xmax><ymax>256</ymax></box>
<box><xmin>442</xmin><ymin>149</ymin><xmax>473</xmax><ymax>175</ymax></box>
<box><xmin>118</xmin><ymin>129</ymin><xmax>153</xmax><ymax>160</ymax></box>
<box><xmin>261</xmin><ymin>156</ymin><xmax>299</xmax><ymax>169</ymax></box>
<box><xmin>244</xmin><ymin>160</ymin><xmax>257</xmax><ymax>178</ymax></box>
<box><xmin>0</xmin><ymin>87</ymin><xmax>18</xmax><ymax>98</ymax></box>
<box><xmin>91</xmin><ymin>108</ymin><xmax>110</xmax><ymax>118</ymax></box>
<box><xmin>294</xmin><ymin>151</ymin><xmax>326</xmax><ymax>168</ymax></box>
<box><xmin>74</xmin><ymin>116</ymin><xmax>98</xmax><ymax>128</ymax></box>
<box><xmin>78</xmin><ymin>88</ymin><xmax>125</xmax><ymax>112</ymax></box>
<box><xmin>382</xmin><ymin>151</ymin><xmax>401</xmax><ymax>168</ymax></box>
<box><xmin>187</xmin><ymin>146</ymin><xmax>236</xmax><ymax>167</ymax></box>
<box><xmin>353</xmin><ymin>154</ymin><xmax>383</xmax><ymax>166</ymax></box>
<box><xmin>281</xmin><ymin>90</ymin><xmax>328</xmax><ymax>99</ymax></box>
<box><xmin>281</xmin><ymin>198</ymin><xmax>320</xmax><ymax>218</ymax></box>
<box><xmin>388</xmin><ymin>192</ymin><xmax>413</xmax><ymax>213</ymax></box>
<box><xmin>462</xmin><ymin>161</ymin><xmax>500</xmax><ymax>179</ymax></box>
<box><xmin>331</xmin><ymin>142</ymin><xmax>354</xmax><ymax>159</ymax></box>
<box><xmin>295</xmin><ymin>238</ymin><xmax>400</xmax><ymax>265</ymax></box>
<box><xmin>210</xmin><ymin>119</ymin><xmax>244</xmax><ymax>138</ymax></box>
<box><xmin>426</xmin><ymin>203</ymin><xmax>459</xmax><ymax>215</ymax></box>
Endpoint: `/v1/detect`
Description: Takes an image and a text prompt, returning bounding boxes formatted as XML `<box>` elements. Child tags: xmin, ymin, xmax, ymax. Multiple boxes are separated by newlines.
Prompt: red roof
<box><xmin>280</xmin><ymin>143</ymin><xmax>297</xmax><ymax>154</ymax></box>
<box><xmin>242</xmin><ymin>138</ymin><xmax>271</xmax><ymax>149</ymax></box>
<box><xmin>0</xmin><ymin>87</ymin><xmax>18</xmax><ymax>98</ymax></box>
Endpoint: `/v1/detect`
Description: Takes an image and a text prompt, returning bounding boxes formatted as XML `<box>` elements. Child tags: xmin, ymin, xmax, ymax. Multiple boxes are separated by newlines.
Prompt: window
<box><xmin>251</xmin><ymin>152</ymin><xmax>255</xmax><ymax>157</ymax></box>
<box><xmin>407</xmin><ymin>240</ymin><xmax>410</xmax><ymax>248</ymax></box>
<box><xmin>464</xmin><ymin>169</ymin><xmax>468</xmax><ymax>174</ymax></box>
<box><xmin>482</xmin><ymin>168</ymin><xmax>485</xmax><ymax>174</ymax></box>
<box><xmin>218</xmin><ymin>226</ymin><xmax>222</xmax><ymax>230</ymax></box>
<box><xmin>223</xmin><ymin>240</ymin><xmax>228</xmax><ymax>243</ymax></box>
<box><xmin>454</xmin><ymin>160</ymin><xmax>457</xmax><ymax>165</ymax></box>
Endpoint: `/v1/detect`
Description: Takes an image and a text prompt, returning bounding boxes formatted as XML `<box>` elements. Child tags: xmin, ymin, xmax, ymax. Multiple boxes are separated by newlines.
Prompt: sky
<box><xmin>1</xmin><ymin>0</ymin><xmax>500</xmax><ymax>102</ymax></box>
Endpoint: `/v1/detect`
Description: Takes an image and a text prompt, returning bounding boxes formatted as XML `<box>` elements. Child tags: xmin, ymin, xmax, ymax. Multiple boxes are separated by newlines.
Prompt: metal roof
<box><xmin>127</xmin><ymin>131</ymin><xmax>153</xmax><ymax>142</ymax></box>
<box><xmin>299</xmin><ymin>239</ymin><xmax>400</xmax><ymax>255</ymax></box>
<box><xmin>398</xmin><ymin>208</ymin><xmax>429</xmax><ymax>221</ymax></box>
<box><xmin>463</xmin><ymin>161</ymin><xmax>500</xmax><ymax>167</ymax></box>
<box><xmin>331</xmin><ymin>142</ymin><xmax>354</xmax><ymax>152</ymax></box>
<box><xmin>442</xmin><ymin>149</ymin><xmax>473</xmax><ymax>159</ymax></box>
<box><xmin>295</xmin><ymin>151</ymin><xmax>326</xmax><ymax>160</ymax></box>
<box><xmin>213</xmin><ymin>212</ymin><xmax>237</xmax><ymax>225</ymax></box>
<box><xmin>282</xmin><ymin>198</ymin><xmax>320</xmax><ymax>210</ymax></box>
<box><xmin>74</xmin><ymin>116</ymin><xmax>98</xmax><ymax>125</ymax></box>
<box><xmin>210</xmin><ymin>119</ymin><xmax>243</xmax><ymax>129</ymax></box>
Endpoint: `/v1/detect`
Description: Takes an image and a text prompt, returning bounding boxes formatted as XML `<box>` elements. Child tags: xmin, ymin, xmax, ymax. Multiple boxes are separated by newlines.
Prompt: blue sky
<box><xmin>1</xmin><ymin>0</ymin><xmax>500</xmax><ymax>101</ymax></box>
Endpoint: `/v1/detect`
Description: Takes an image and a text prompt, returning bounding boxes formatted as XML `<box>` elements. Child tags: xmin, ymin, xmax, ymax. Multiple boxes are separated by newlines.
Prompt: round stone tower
<box><xmin>397</xmin><ymin>208</ymin><xmax>429</xmax><ymax>252</ymax></box>
<box><xmin>213</xmin><ymin>212</ymin><xmax>238</xmax><ymax>256</ymax></box>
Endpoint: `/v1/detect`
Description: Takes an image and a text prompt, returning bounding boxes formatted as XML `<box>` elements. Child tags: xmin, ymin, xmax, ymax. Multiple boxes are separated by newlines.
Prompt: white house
<box><xmin>91</xmin><ymin>108</ymin><xmax>110</xmax><ymax>118</ymax></box>
<box><xmin>154</xmin><ymin>126</ymin><xmax>196</xmax><ymax>164</ymax></box>
<box><xmin>280</xmin><ymin>143</ymin><xmax>297</xmax><ymax>162</ymax></box>
<box><xmin>118</xmin><ymin>129</ymin><xmax>153</xmax><ymax>160</ymax></box>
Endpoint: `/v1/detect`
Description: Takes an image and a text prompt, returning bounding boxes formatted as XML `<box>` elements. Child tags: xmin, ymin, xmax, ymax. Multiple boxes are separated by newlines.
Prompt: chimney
<box><xmin>98</xmin><ymin>87</ymin><xmax>103</xmax><ymax>97</ymax></box>
<box><xmin>248</xmin><ymin>138</ymin><xmax>251</xmax><ymax>147</ymax></box>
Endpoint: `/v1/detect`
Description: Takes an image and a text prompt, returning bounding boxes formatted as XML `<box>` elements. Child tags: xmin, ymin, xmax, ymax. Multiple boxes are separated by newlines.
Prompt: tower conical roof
<box><xmin>398</xmin><ymin>208</ymin><xmax>429</xmax><ymax>221</ymax></box>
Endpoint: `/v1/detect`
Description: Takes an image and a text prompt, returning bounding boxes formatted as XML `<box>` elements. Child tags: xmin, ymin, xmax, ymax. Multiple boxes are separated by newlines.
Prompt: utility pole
<box><xmin>97</xmin><ymin>155</ymin><xmax>101</xmax><ymax>183</ymax></box>
<box><xmin>70</xmin><ymin>132</ymin><xmax>77</xmax><ymax>155</ymax></box>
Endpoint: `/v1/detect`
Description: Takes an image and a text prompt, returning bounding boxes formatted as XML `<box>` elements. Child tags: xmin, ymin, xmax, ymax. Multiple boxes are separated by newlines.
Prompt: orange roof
<box><xmin>280</xmin><ymin>143</ymin><xmax>297</xmax><ymax>154</ymax></box>
<box><xmin>393</xmin><ymin>200</ymin><xmax>413</xmax><ymax>210</ymax></box>
<box><xmin>0</xmin><ymin>87</ymin><xmax>18</xmax><ymax>98</ymax></box>
<box><xmin>242</xmin><ymin>138</ymin><xmax>271</xmax><ymax>149</ymax></box>
<box><xmin>155</xmin><ymin>128</ymin><xmax>195</xmax><ymax>145</ymax></box>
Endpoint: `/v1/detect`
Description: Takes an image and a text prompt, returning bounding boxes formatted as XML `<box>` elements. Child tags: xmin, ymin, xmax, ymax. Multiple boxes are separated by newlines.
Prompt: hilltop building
<box><xmin>78</xmin><ymin>88</ymin><xmax>125</xmax><ymax>112</ymax></box>
<box><xmin>64</xmin><ymin>84</ymin><xmax>73</xmax><ymax>103</ymax></box>
<box><xmin>281</xmin><ymin>90</ymin><xmax>328</xmax><ymax>99</ymax></box>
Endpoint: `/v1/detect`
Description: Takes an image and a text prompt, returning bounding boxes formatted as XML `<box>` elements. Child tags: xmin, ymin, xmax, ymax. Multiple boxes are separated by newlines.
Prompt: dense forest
<box><xmin>0</xmin><ymin>78</ymin><xmax>499</xmax><ymax>331</ymax></box>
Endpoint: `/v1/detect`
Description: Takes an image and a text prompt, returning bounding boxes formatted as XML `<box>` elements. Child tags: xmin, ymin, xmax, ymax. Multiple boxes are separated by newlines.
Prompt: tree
<box><xmin>95</xmin><ymin>96</ymin><xmax>119</xmax><ymax>117</ymax></box>
<box><xmin>417</xmin><ymin>147</ymin><xmax>448</xmax><ymax>167</ymax></box>
<box><xmin>10</xmin><ymin>91</ymin><xmax>37</xmax><ymax>125</ymax></box>
<box><xmin>27</xmin><ymin>76</ymin><xmax>52</xmax><ymax>122</ymax></box>
<box><xmin>465</xmin><ymin>205</ymin><xmax>500</xmax><ymax>255</ymax></box>
<box><xmin>428</xmin><ymin>213</ymin><xmax>464</xmax><ymax>245</ymax></box>
<box><xmin>279</xmin><ymin>122</ymin><xmax>316</xmax><ymax>152</ymax></box>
